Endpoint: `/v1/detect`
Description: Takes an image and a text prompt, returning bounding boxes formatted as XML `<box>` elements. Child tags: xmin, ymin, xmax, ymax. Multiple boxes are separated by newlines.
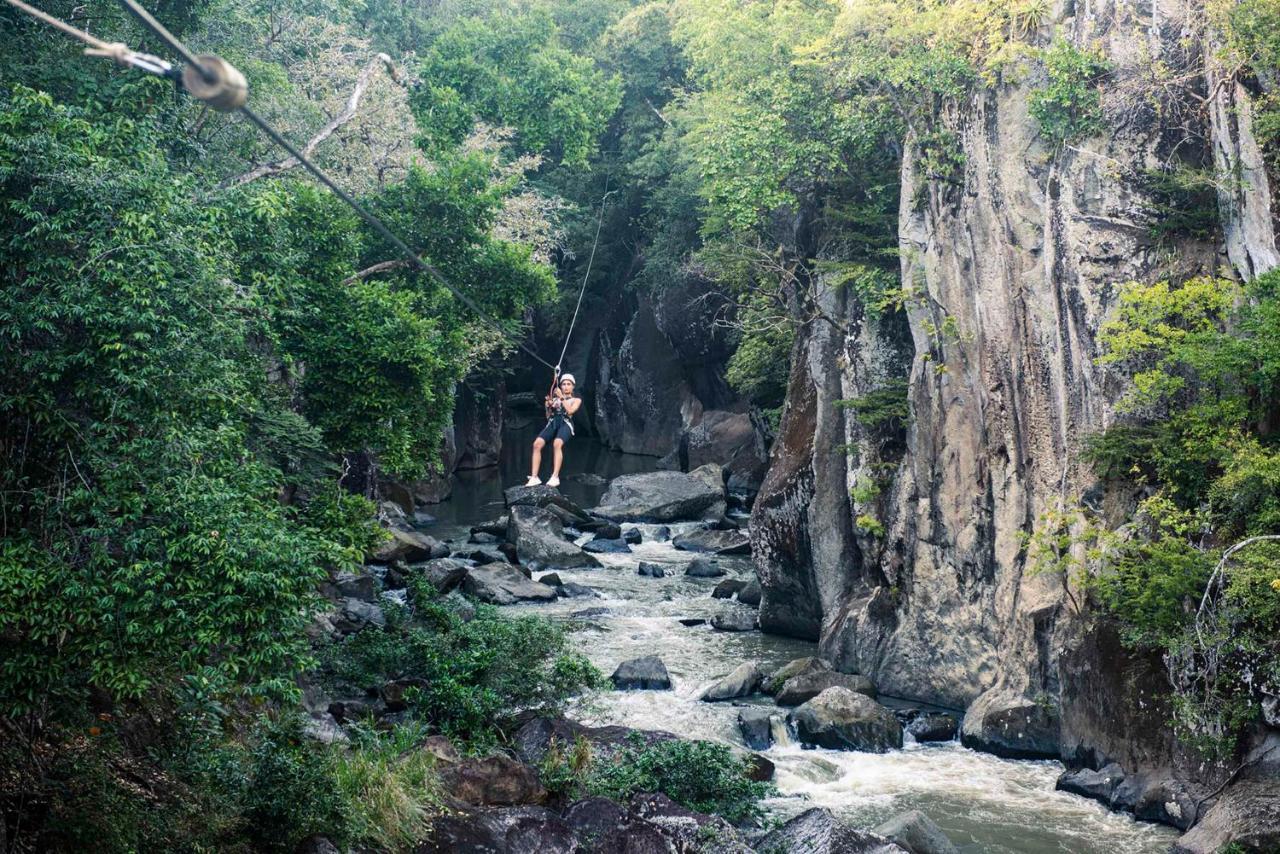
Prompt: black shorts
<box><xmin>537</xmin><ymin>418</ymin><xmax>573</xmax><ymax>444</ymax></box>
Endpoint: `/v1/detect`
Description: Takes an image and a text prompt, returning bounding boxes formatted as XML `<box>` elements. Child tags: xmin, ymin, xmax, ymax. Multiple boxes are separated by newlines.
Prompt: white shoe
<box><xmin>525</xmin><ymin>476</ymin><xmax>541</xmax><ymax>487</ymax></box>
<box><xmin>547</xmin><ymin>476</ymin><xmax>560</xmax><ymax>488</ymax></box>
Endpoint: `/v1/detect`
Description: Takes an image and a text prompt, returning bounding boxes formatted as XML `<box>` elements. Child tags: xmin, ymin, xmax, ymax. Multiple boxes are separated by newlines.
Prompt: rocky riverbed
<box><xmin>412</xmin><ymin>443</ymin><xmax>1180</xmax><ymax>853</ymax></box>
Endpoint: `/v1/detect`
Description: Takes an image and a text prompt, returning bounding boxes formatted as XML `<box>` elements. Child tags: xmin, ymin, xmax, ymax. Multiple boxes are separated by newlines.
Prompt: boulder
<box><xmin>637</xmin><ymin>562</ymin><xmax>666</xmax><ymax>578</ymax></box>
<box><xmin>776</xmin><ymin>671</ymin><xmax>877</xmax><ymax>707</ymax></box>
<box><xmin>369</xmin><ymin>527</ymin><xmax>449</xmax><ymax>563</ymax></box>
<box><xmin>701</xmin><ymin>661</ymin><xmax>763</xmax><ymax>702</ymax></box>
<box><xmin>439</xmin><ymin>754</ymin><xmax>547</xmax><ymax>806</ymax></box>
<box><xmin>763</xmin><ymin>657</ymin><xmax>830</xmax><ymax>695</ymax></box>
<box><xmin>557</xmin><ymin>582</ymin><xmax>597</xmax><ymax>598</ymax></box>
<box><xmin>611</xmin><ymin>655</ymin><xmax>673</xmax><ymax>690</ymax></box>
<box><xmin>414</xmin><ymin>558</ymin><xmax>469</xmax><ymax>594</ymax></box>
<box><xmin>677</xmin><ymin>617</ymin><xmax>706</xmax><ymax>627</ymax></box>
<box><xmin>672</xmin><ymin>528</ymin><xmax>751</xmax><ymax>555</ymax></box>
<box><xmin>591</xmin><ymin>469</ymin><xmax>725</xmax><ymax>522</ymax></box>
<box><xmin>504</xmin><ymin>484</ymin><xmax>591</xmax><ymax>522</ymax></box>
<box><xmin>439</xmin><ymin>591</ymin><xmax>476</xmax><ymax>622</ymax></box>
<box><xmin>626</xmin><ymin>792</ymin><xmax>753</xmax><ymax>853</ymax></box>
<box><xmin>462</xmin><ymin>563</ymin><xmax>558</xmax><ymax>605</ymax></box>
<box><xmin>591</xmin><ymin>521</ymin><xmax>623</xmax><ymax>540</ymax></box>
<box><xmin>744</xmin><ymin>752</ymin><xmax>775</xmax><ymax>782</ymax></box>
<box><xmin>295</xmin><ymin>835</ymin><xmax>340</xmax><ymax>854</ymax></box>
<box><xmin>758</xmin><ymin>808</ymin><xmax>908</xmax><ymax>854</ymax></box>
<box><xmin>711</xmin><ymin>608</ymin><xmax>757</xmax><ymax>632</ymax></box>
<box><xmin>561</xmin><ymin>797</ymin><xmax>629</xmax><ymax>842</ymax></box>
<box><xmin>452</xmin><ymin>545</ymin><xmax>512</xmax><ymax>565</ymax></box>
<box><xmin>684</xmin><ymin>557</ymin><xmax>725</xmax><ymax>578</ymax></box>
<box><xmin>583</xmin><ymin>537</ymin><xmax>631</xmax><ymax>554</ymax></box>
<box><xmin>302</xmin><ymin>714</ymin><xmax>347</xmax><ymax>745</ymax></box>
<box><xmin>320</xmin><ymin>572</ymin><xmax>377</xmax><ymax>602</ymax></box>
<box><xmin>1055</xmin><ymin>763</ymin><xmax>1125</xmax><ymax>805</ymax></box>
<box><xmin>328</xmin><ymin>697</ymin><xmax>383</xmax><ymax>723</ymax></box>
<box><xmin>711</xmin><ymin>579</ymin><xmax>747</xmax><ymax>599</ymax></box>
<box><xmin>380</xmin><ymin>678</ymin><xmax>427</xmax><ymax>712</ymax></box>
<box><xmin>906</xmin><ymin>712</ymin><xmax>959</xmax><ymax>743</ymax></box>
<box><xmin>331</xmin><ymin>598</ymin><xmax>385</xmax><ymax>634</ymax></box>
<box><xmin>738</xmin><ymin>708</ymin><xmax>773</xmax><ymax>750</ymax></box>
<box><xmin>683</xmin><ymin>411</ymin><xmax>770</xmax><ymax>490</ymax></box>
<box><xmin>1169</xmin><ymin>780</ymin><xmax>1280</xmax><ymax>853</ymax></box>
<box><xmin>538</xmin><ymin>572</ymin><xmax>563</xmax><ymax>588</ymax></box>
<box><xmin>422</xmin><ymin>735</ymin><xmax>460</xmax><ymax>764</ymax></box>
<box><xmin>791</xmin><ymin>687</ymin><xmax>904</xmax><ymax>753</ymax></box>
<box><xmin>873</xmin><ymin>810</ymin><xmax>960</xmax><ymax>854</ymax></box>
<box><xmin>513</xmin><ymin>716</ymin><xmax>678</xmax><ymax>766</ymax></box>
<box><xmin>737</xmin><ymin>578</ymin><xmax>762</xmax><ymax>607</ymax></box>
<box><xmin>960</xmin><ymin>688</ymin><xmax>1059</xmax><ymax>760</ymax></box>
<box><xmin>651</xmin><ymin>525</ymin><xmax>672</xmax><ymax>541</ymax></box>
<box><xmin>470</xmin><ymin>516</ymin><xmax>508</xmax><ymax>537</ymax></box>
<box><xmin>621</xmin><ymin>527</ymin><xmax>643</xmax><ymax>544</ymax></box>
<box><xmin>421</xmin><ymin>806</ymin><xmax>578</xmax><ymax>854</ymax></box>
<box><xmin>468</xmin><ymin>532</ymin><xmax>501</xmax><ymax>544</ymax></box>
<box><xmin>506</xmin><ymin>505</ymin><xmax>601</xmax><ymax>569</ymax></box>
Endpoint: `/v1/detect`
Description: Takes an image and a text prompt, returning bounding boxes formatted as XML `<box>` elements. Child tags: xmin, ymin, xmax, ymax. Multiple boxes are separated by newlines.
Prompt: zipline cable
<box><xmin>8</xmin><ymin>0</ymin><xmax>604</xmax><ymax>375</ymax></box>
<box><xmin>555</xmin><ymin>178</ymin><xmax>614</xmax><ymax>373</ymax></box>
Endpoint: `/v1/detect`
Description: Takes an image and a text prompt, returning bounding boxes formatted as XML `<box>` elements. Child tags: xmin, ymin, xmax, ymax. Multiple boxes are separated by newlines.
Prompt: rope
<box><xmin>555</xmin><ymin>179</ymin><xmax>614</xmax><ymax>373</ymax></box>
<box><xmin>3</xmin><ymin>0</ymin><xmax>174</xmax><ymax>76</ymax></box>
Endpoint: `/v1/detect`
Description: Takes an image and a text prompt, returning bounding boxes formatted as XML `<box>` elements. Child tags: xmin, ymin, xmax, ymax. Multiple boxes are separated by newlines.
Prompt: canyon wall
<box><xmin>751</xmin><ymin>0</ymin><xmax>1278</xmax><ymax>834</ymax></box>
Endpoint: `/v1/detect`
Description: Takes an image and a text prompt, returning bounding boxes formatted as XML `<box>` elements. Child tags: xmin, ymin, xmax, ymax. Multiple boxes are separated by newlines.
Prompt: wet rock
<box><xmin>468</xmin><ymin>531</ymin><xmax>501</xmax><ymax>545</ymax></box>
<box><xmin>637</xmin><ymin>561</ymin><xmax>666</xmax><ymax>578</ymax></box>
<box><xmin>513</xmin><ymin>716</ymin><xmax>677</xmax><ymax>766</ymax></box>
<box><xmin>745</xmin><ymin>751</ymin><xmax>775</xmax><ymax>782</ymax></box>
<box><xmin>737</xmin><ymin>578</ymin><xmax>762</xmax><ymax>607</ymax></box>
<box><xmin>684</xmin><ymin>557</ymin><xmax>725</xmax><ymax>578</ymax></box>
<box><xmin>711</xmin><ymin>578</ymin><xmax>747</xmax><ymax>599</ymax></box>
<box><xmin>369</xmin><ymin>527</ymin><xmax>449</xmax><ymax>563</ymax></box>
<box><xmin>331</xmin><ymin>598</ymin><xmax>385</xmax><ymax>634</ymax></box>
<box><xmin>791</xmin><ymin>687</ymin><xmax>904</xmax><ymax>753</ymax></box>
<box><xmin>758</xmin><ymin>808</ymin><xmax>908</xmax><ymax>854</ymax></box>
<box><xmin>452</xmin><ymin>545</ymin><xmax>512</xmax><ymax>565</ymax></box>
<box><xmin>1056</xmin><ymin>763</ymin><xmax>1125</xmax><ymax>805</ymax></box>
<box><xmin>776</xmin><ymin>671</ymin><xmax>877</xmax><ymax>707</ymax></box>
<box><xmin>591</xmin><ymin>521</ymin><xmax>623</xmax><ymax>540</ymax></box>
<box><xmin>873</xmin><ymin>809</ymin><xmax>960</xmax><ymax>854</ymax></box>
<box><xmin>737</xmin><ymin>708</ymin><xmax>773</xmax><ymax>750</ymax></box>
<box><xmin>421</xmin><ymin>806</ymin><xmax>578</xmax><ymax>854</ymax></box>
<box><xmin>710</xmin><ymin>608</ymin><xmax>757</xmax><ymax>632</ymax></box>
<box><xmin>439</xmin><ymin>754</ymin><xmax>547</xmax><ymax>806</ymax></box>
<box><xmin>701</xmin><ymin>661</ymin><xmax>763</xmax><ymax>702</ymax></box>
<box><xmin>557</xmin><ymin>582</ymin><xmax>597</xmax><ymax>598</ymax></box>
<box><xmin>1169</xmin><ymin>780</ymin><xmax>1280</xmax><ymax>853</ymax></box>
<box><xmin>320</xmin><ymin>571</ymin><xmax>377</xmax><ymax>602</ymax></box>
<box><xmin>651</xmin><ymin>525</ymin><xmax>672</xmax><ymax>541</ymax></box>
<box><xmin>423</xmin><ymin>735</ymin><xmax>460</xmax><ymax>764</ymax></box>
<box><xmin>906</xmin><ymin>712</ymin><xmax>959</xmax><ymax>743</ymax></box>
<box><xmin>626</xmin><ymin>792</ymin><xmax>753</xmax><ymax>853</ymax></box>
<box><xmin>672</xmin><ymin>527</ymin><xmax>751</xmax><ymax>555</ymax></box>
<box><xmin>583</xmin><ymin>537</ymin><xmax>631</xmax><ymax>554</ymax></box>
<box><xmin>570</xmin><ymin>607</ymin><xmax>612</xmax><ymax>620</ymax></box>
<box><xmin>611</xmin><ymin>655</ymin><xmax>673</xmax><ymax>690</ymax></box>
<box><xmin>591</xmin><ymin>468</ymin><xmax>726</xmax><ymax>522</ymax></box>
<box><xmin>677</xmin><ymin>617</ymin><xmax>705</xmax><ymax>627</ymax></box>
<box><xmin>414</xmin><ymin>558</ymin><xmax>469</xmax><ymax>594</ymax></box>
<box><xmin>763</xmin><ymin>657</ymin><xmax>831</xmax><ymax>695</ymax></box>
<box><xmin>295</xmin><ymin>834</ymin><xmax>340</xmax><ymax>854</ymax></box>
<box><xmin>471</xmin><ymin>517</ymin><xmax>508</xmax><ymax>537</ymax></box>
<box><xmin>462</xmin><ymin>563</ymin><xmax>558</xmax><ymax>605</ymax></box>
<box><xmin>1133</xmin><ymin>776</ymin><xmax>1197</xmax><ymax>829</ymax></box>
<box><xmin>538</xmin><ymin>572</ymin><xmax>563</xmax><ymax>587</ymax></box>
<box><xmin>506</xmin><ymin>505</ymin><xmax>601</xmax><ymax>569</ymax></box>
<box><xmin>504</xmin><ymin>484</ymin><xmax>591</xmax><ymax>520</ymax></box>
<box><xmin>621</xmin><ymin>527</ymin><xmax>643</xmax><ymax>544</ymax></box>
<box><xmin>960</xmin><ymin>688</ymin><xmax>1059</xmax><ymax>760</ymax></box>
<box><xmin>561</xmin><ymin>797</ymin><xmax>628</xmax><ymax>841</ymax></box>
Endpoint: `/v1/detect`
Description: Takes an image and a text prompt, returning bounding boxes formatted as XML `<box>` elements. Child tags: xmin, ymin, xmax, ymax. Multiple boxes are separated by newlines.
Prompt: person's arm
<box><xmin>563</xmin><ymin>396</ymin><xmax>582</xmax><ymax>417</ymax></box>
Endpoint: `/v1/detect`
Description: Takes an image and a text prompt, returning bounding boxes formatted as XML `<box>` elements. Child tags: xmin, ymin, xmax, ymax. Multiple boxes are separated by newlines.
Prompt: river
<box><xmin>425</xmin><ymin>434</ymin><xmax>1179</xmax><ymax>854</ymax></box>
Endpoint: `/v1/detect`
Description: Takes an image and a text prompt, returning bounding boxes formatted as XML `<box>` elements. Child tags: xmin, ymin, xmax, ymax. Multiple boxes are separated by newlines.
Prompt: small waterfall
<box><xmin>769</xmin><ymin>714</ymin><xmax>794</xmax><ymax>747</ymax></box>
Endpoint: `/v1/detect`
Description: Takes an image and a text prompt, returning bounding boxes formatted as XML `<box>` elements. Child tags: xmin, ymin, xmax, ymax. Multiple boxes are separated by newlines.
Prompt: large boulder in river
<box><xmin>582</xmin><ymin>537</ymin><xmax>630</xmax><ymax>554</ymax></box>
<box><xmin>763</xmin><ymin>657</ymin><xmax>830</xmax><ymax>695</ymax></box>
<box><xmin>710</xmin><ymin>607</ymin><xmax>757</xmax><ymax>632</ymax></box>
<box><xmin>462</xmin><ymin>563</ymin><xmax>558</xmax><ymax>605</ymax></box>
<box><xmin>610</xmin><ymin>655</ymin><xmax>672</xmax><ymax>690</ymax></box>
<box><xmin>412</xmin><ymin>558</ymin><xmax>469</xmax><ymax>594</ymax></box>
<box><xmin>1169</xmin><ymin>780</ymin><xmax>1280</xmax><ymax>853</ymax></box>
<box><xmin>776</xmin><ymin>670</ymin><xmax>877</xmax><ymax>706</ymax></box>
<box><xmin>368</xmin><ymin>526</ymin><xmax>449</xmax><ymax>563</ymax></box>
<box><xmin>505</xmin><ymin>505</ymin><xmax>601</xmax><ymax>569</ymax></box>
<box><xmin>684</xmin><ymin>557</ymin><xmax>725</xmax><ymax>577</ymax></box>
<box><xmin>700</xmin><ymin>661</ymin><xmax>763</xmax><ymax>701</ymax></box>
<box><xmin>758</xmin><ymin>808</ymin><xmax>908</xmax><ymax>854</ymax></box>
<box><xmin>873</xmin><ymin>810</ymin><xmax>960</xmax><ymax>854</ymax></box>
<box><xmin>737</xmin><ymin>708</ymin><xmax>773</xmax><ymax>750</ymax></box>
<box><xmin>737</xmin><ymin>578</ymin><xmax>762</xmax><ymax>607</ymax></box>
<box><xmin>791</xmin><ymin>687</ymin><xmax>903</xmax><ymax>753</ymax></box>
<box><xmin>672</xmin><ymin>527</ymin><xmax>751</xmax><ymax>555</ymax></box>
<box><xmin>960</xmin><ymin>688</ymin><xmax>1059</xmax><ymax>759</ymax></box>
<box><xmin>591</xmin><ymin>467</ymin><xmax>725</xmax><ymax>522</ymax></box>
<box><xmin>907</xmin><ymin>712</ymin><xmax>959</xmax><ymax>743</ymax></box>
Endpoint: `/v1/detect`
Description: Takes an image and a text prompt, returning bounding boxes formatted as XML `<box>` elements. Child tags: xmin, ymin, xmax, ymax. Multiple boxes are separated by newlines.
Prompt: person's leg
<box><xmin>529</xmin><ymin>437</ymin><xmax>546</xmax><ymax>480</ymax></box>
<box><xmin>550</xmin><ymin>438</ymin><xmax>565</xmax><ymax>483</ymax></box>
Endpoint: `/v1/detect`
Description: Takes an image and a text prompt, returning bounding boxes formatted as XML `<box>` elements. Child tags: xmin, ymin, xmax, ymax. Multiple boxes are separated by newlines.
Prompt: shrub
<box><xmin>1028</xmin><ymin>41</ymin><xmax>1110</xmax><ymax>147</ymax></box>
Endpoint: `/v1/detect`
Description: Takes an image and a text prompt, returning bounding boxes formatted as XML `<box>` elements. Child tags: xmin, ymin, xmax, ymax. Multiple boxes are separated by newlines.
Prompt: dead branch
<box><xmin>226</xmin><ymin>53</ymin><xmax>400</xmax><ymax>188</ymax></box>
<box><xmin>342</xmin><ymin>258</ymin><xmax>410</xmax><ymax>284</ymax></box>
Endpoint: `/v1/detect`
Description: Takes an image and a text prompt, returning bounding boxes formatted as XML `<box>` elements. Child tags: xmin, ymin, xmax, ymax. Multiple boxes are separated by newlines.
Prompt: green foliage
<box><xmin>321</xmin><ymin>602</ymin><xmax>605</xmax><ymax>742</ymax></box>
<box><xmin>1028</xmin><ymin>41</ymin><xmax>1110</xmax><ymax>147</ymax></box>
<box><xmin>581</xmin><ymin>735</ymin><xmax>771</xmax><ymax>824</ymax></box>
<box><xmin>413</xmin><ymin>10</ymin><xmax>622</xmax><ymax>165</ymax></box>
<box><xmin>725</xmin><ymin>317</ymin><xmax>795</xmax><ymax>412</ymax></box>
<box><xmin>837</xmin><ymin>381</ymin><xmax>911</xmax><ymax>433</ymax></box>
<box><xmin>1138</xmin><ymin>165</ymin><xmax>1222</xmax><ymax>244</ymax></box>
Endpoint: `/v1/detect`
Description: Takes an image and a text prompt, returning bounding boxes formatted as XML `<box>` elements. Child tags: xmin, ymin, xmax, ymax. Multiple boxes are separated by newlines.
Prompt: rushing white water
<box><xmin>429</xmin><ymin>442</ymin><xmax>1180</xmax><ymax>853</ymax></box>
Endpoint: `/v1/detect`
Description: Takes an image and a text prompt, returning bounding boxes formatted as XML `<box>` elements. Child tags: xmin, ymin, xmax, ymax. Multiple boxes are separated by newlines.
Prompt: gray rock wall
<box><xmin>752</xmin><ymin>0</ymin><xmax>1277</xmax><ymax>804</ymax></box>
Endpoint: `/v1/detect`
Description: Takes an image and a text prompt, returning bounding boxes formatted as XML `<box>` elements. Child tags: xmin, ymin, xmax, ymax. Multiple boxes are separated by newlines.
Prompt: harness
<box><xmin>545</xmin><ymin>408</ymin><xmax>575</xmax><ymax>436</ymax></box>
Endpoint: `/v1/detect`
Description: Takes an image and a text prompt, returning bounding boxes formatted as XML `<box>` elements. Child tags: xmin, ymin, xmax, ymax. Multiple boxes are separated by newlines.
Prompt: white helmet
<box><xmin>559</xmin><ymin>373</ymin><xmax>576</xmax><ymax>386</ymax></box>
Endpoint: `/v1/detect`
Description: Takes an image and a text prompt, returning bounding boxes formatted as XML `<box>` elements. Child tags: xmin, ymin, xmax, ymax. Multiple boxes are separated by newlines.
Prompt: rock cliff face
<box><xmin>751</xmin><ymin>0</ymin><xmax>1277</xmax><ymax>830</ymax></box>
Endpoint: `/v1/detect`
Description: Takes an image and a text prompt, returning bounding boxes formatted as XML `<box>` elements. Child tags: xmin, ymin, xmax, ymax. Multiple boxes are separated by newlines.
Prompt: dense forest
<box><xmin>2</xmin><ymin>0</ymin><xmax>1280</xmax><ymax>850</ymax></box>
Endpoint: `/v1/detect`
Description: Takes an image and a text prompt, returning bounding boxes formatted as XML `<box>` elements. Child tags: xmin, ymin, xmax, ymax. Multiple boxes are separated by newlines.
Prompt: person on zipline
<box><xmin>526</xmin><ymin>372</ymin><xmax>581</xmax><ymax>488</ymax></box>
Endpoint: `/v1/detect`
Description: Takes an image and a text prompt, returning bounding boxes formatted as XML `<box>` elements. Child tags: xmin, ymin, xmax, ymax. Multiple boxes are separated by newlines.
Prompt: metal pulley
<box><xmin>181</xmin><ymin>54</ymin><xmax>247</xmax><ymax>112</ymax></box>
